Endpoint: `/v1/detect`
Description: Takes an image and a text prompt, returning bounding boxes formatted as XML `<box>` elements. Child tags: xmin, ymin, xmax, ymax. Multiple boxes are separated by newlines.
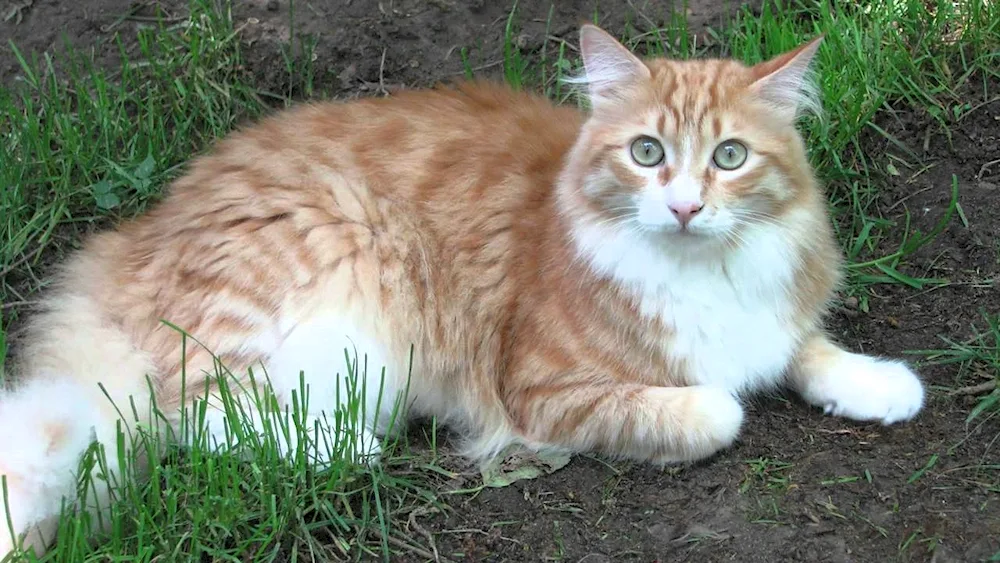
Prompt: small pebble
<box><xmin>646</xmin><ymin>522</ymin><xmax>678</xmax><ymax>540</ymax></box>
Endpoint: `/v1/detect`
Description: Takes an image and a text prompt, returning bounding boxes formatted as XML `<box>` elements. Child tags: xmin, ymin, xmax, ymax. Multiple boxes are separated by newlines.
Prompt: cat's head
<box><xmin>560</xmin><ymin>24</ymin><xmax>824</xmax><ymax>250</ymax></box>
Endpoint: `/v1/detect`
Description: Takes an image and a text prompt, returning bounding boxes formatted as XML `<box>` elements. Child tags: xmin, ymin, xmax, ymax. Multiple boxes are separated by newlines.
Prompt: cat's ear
<box><xmin>573</xmin><ymin>24</ymin><xmax>651</xmax><ymax>109</ymax></box>
<box><xmin>749</xmin><ymin>36</ymin><xmax>824</xmax><ymax>119</ymax></box>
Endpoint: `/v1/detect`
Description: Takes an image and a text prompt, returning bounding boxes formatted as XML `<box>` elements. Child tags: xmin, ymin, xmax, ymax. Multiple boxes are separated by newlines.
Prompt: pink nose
<box><xmin>668</xmin><ymin>201</ymin><xmax>705</xmax><ymax>226</ymax></box>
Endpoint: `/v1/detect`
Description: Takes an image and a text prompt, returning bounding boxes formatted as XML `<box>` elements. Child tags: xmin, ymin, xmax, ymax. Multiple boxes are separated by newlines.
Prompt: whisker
<box><xmin>593</xmin><ymin>210</ymin><xmax>641</xmax><ymax>230</ymax></box>
<box><xmin>730</xmin><ymin>209</ymin><xmax>784</xmax><ymax>228</ymax></box>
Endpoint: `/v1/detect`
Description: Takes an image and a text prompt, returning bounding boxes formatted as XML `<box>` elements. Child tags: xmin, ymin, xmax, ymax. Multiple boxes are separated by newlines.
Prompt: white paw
<box><xmin>807</xmin><ymin>354</ymin><xmax>925</xmax><ymax>425</ymax></box>
<box><xmin>651</xmin><ymin>385</ymin><xmax>744</xmax><ymax>463</ymax></box>
<box><xmin>693</xmin><ymin>385</ymin><xmax>745</xmax><ymax>445</ymax></box>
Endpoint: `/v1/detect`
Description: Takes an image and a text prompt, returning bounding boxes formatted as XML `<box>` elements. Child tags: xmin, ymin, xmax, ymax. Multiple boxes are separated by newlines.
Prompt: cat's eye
<box><xmin>713</xmin><ymin>140</ymin><xmax>748</xmax><ymax>170</ymax></box>
<box><xmin>630</xmin><ymin>136</ymin><xmax>664</xmax><ymax>167</ymax></box>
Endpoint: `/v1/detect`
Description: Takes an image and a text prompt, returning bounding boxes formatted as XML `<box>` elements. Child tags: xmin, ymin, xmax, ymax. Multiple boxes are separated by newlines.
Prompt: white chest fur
<box><xmin>573</xmin><ymin>221</ymin><xmax>801</xmax><ymax>394</ymax></box>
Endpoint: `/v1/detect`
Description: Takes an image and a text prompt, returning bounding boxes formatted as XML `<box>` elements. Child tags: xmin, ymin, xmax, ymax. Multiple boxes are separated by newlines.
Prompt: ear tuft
<box><xmin>563</xmin><ymin>24</ymin><xmax>651</xmax><ymax>110</ymax></box>
<box><xmin>750</xmin><ymin>36</ymin><xmax>824</xmax><ymax>119</ymax></box>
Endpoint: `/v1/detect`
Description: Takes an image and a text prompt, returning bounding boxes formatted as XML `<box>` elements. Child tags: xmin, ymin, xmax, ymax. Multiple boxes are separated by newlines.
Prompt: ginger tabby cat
<box><xmin>0</xmin><ymin>25</ymin><xmax>924</xmax><ymax>557</ymax></box>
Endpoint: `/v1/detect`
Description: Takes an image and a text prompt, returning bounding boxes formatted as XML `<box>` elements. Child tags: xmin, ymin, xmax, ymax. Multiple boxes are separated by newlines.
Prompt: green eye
<box><xmin>713</xmin><ymin>140</ymin><xmax>748</xmax><ymax>170</ymax></box>
<box><xmin>630</xmin><ymin>136</ymin><xmax>664</xmax><ymax>167</ymax></box>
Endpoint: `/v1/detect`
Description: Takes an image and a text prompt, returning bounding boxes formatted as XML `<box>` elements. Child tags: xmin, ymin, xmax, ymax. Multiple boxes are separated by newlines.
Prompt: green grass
<box><xmin>914</xmin><ymin>310</ymin><xmax>1000</xmax><ymax>423</ymax></box>
<box><xmin>738</xmin><ymin>458</ymin><xmax>795</xmax><ymax>525</ymax></box>
<box><xmin>739</xmin><ymin>458</ymin><xmax>795</xmax><ymax>495</ymax></box>
<box><xmin>1</xmin><ymin>1</ymin><xmax>265</xmax><ymax>312</ymax></box>
<box><xmin>911</xmin><ymin>310</ymin><xmax>1000</xmax><ymax>497</ymax></box>
<box><xmin>1</xmin><ymin>0</ymin><xmax>1000</xmax><ymax>560</ymax></box>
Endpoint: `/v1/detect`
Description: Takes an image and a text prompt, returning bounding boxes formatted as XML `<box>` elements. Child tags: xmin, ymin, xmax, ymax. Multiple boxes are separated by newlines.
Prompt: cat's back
<box><xmin>84</xmin><ymin>81</ymin><xmax>583</xmax><ymax>369</ymax></box>
<box><xmin>246</xmin><ymin>80</ymin><xmax>582</xmax><ymax>200</ymax></box>
<box><xmin>149</xmin><ymin>80</ymin><xmax>584</xmax><ymax>239</ymax></box>
<box><xmin>118</xmin><ymin>80</ymin><xmax>583</xmax><ymax>278</ymax></box>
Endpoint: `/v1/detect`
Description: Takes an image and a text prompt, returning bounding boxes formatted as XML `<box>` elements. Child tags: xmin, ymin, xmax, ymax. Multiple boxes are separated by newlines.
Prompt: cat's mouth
<box><xmin>657</xmin><ymin>222</ymin><xmax>713</xmax><ymax>238</ymax></box>
<box><xmin>646</xmin><ymin>222</ymin><xmax>733</xmax><ymax>247</ymax></box>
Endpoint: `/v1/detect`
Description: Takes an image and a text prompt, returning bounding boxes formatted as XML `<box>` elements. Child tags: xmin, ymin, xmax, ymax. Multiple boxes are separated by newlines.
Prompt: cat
<box><xmin>0</xmin><ymin>24</ymin><xmax>925</xmax><ymax>558</ymax></box>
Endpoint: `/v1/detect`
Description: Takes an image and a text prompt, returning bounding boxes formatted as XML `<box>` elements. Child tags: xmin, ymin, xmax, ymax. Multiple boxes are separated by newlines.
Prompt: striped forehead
<box><xmin>649</xmin><ymin>59</ymin><xmax>744</xmax><ymax>141</ymax></box>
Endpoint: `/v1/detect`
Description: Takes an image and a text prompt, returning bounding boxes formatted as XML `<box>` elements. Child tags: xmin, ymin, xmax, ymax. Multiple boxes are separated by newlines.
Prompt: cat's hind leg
<box><xmin>183</xmin><ymin>314</ymin><xmax>400</xmax><ymax>468</ymax></box>
<box><xmin>787</xmin><ymin>333</ymin><xmax>925</xmax><ymax>424</ymax></box>
<box><xmin>183</xmin><ymin>396</ymin><xmax>381</xmax><ymax>469</ymax></box>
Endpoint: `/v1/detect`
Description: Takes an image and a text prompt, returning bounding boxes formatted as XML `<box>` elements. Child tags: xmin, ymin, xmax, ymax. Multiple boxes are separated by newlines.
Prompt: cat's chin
<box><xmin>666</xmin><ymin>227</ymin><xmax>708</xmax><ymax>237</ymax></box>
<box><xmin>632</xmin><ymin>232</ymin><xmax>730</xmax><ymax>261</ymax></box>
<box><xmin>641</xmin><ymin>224</ymin><xmax>727</xmax><ymax>246</ymax></box>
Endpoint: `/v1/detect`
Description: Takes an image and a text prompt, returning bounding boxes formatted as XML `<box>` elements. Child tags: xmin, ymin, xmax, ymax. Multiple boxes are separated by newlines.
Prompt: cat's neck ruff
<box><xmin>568</xmin><ymin>213</ymin><xmax>806</xmax><ymax>392</ymax></box>
<box><xmin>569</xmin><ymin>213</ymin><xmax>802</xmax><ymax>307</ymax></box>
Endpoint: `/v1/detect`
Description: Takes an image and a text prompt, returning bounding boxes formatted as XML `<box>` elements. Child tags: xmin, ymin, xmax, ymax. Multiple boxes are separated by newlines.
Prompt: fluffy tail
<box><xmin>1</xmin><ymin>293</ymin><xmax>159</xmax><ymax>559</ymax></box>
<box><xmin>0</xmin><ymin>377</ymin><xmax>107</xmax><ymax>556</ymax></box>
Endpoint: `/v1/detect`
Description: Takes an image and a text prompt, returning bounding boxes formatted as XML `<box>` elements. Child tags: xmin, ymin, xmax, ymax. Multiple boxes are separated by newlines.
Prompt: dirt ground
<box><xmin>2</xmin><ymin>0</ymin><xmax>999</xmax><ymax>561</ymax></box>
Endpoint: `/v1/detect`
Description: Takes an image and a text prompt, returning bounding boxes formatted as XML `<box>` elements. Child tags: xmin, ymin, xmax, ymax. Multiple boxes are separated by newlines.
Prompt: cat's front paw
<box><xmin>804</xmin><ymin>354</ymin><xmax>925</xmax><ymax>425</ymax></box>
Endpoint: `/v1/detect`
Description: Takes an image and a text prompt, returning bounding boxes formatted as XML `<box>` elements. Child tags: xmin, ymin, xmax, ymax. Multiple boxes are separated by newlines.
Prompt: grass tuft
<box><xmin>913</xmin><ymin>309</ymin><xmax>1000</xmax><ymax>424</ymax></box>
<box><xmin>1</xmin><ymin>0</ymin><xmax>265</xmax><ymax>317</ymax></box>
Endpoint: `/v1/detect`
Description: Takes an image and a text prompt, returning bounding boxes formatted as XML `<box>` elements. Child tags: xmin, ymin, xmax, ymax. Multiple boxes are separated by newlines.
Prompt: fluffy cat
<box><xmin>0</xmin><ymin>24</ymin><xmax>925</xmax><ymax>557</ymax></box>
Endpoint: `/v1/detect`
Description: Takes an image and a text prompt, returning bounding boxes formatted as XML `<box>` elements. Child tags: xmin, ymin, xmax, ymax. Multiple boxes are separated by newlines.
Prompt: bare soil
<box><xmin>2</xmin><ymin>1</ymin><xmax>998</xmax><ymax>562</ymax></box>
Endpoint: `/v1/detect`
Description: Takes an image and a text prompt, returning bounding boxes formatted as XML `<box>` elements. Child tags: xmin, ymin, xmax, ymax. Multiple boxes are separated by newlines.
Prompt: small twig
<box><xmin>448</xmin><ymin>59</ymin><xmax>503</xmax><ymax>76</ymax></box>
<box><xmin>0</xmin><ymin>245</ymin><xmax>45</xmax><ymax>279</ymax></box>
<box><xmin>100</xmin><ymin>2</ymin><xmax>145</xmax><ymax>33</ymax></box>
<box><xmin>407</xmin><ymin>506</ymin><xmax>442</xmax><ymax>562</ymax></box>
<box><xmin>884</xmin><ymin>185</ymin><xmax>935</xmax><ymax>213</ymax></box>
<box><xmin>305</xmin><ymin>2</ymin><xmax>325</xmax><ymax>17</ymax></box>
<box><xmin>436</xmin><ymin>526</ymin><xmax>524</xmax><ymax>546</ymax></box>
<box><xmin>121</xmin><ymin>14</ymin><xmax>186</xmax><ymax>24</ymax></box>
<box><xmin>377</xmin><ymin>48</ymin><xmax>389</xmax><ymax>96</ymax></box>
<box><xmin>384</xmin><ymin>534</ymin><xmax>455</xmax><ymax>563</ymax></box>
<box><xmin>1</xmin><ymin>300</ymin><xmax>39</xmax><ymax>311</ymax></box>
<box><xmin>958</xmin><ymin>95</ymin><xmax>1000</xmax><ymax>123</ymax></box>
<box><xmin>3</xmin><ymin>0</ymin><xmax>33</xmax><ymax>24</ymax></box>
<box><xmin>626</xmin><ymin>0</ymin><xmax>659</xmax><ymax>34</ymax></box>
<box><xmin>950</xmin><ymin>380</ymin><xmax>998</xmax><ymax>396</ymax></box>
<box><xmin>977</xmin><ymin>158</ymin><xmax>1000</xmax><ymax>179</ymax></box>
<box><xmin>548</xmin><ymin>35</ymin><xmax>578</xmax><ymax>51</ymax></box>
